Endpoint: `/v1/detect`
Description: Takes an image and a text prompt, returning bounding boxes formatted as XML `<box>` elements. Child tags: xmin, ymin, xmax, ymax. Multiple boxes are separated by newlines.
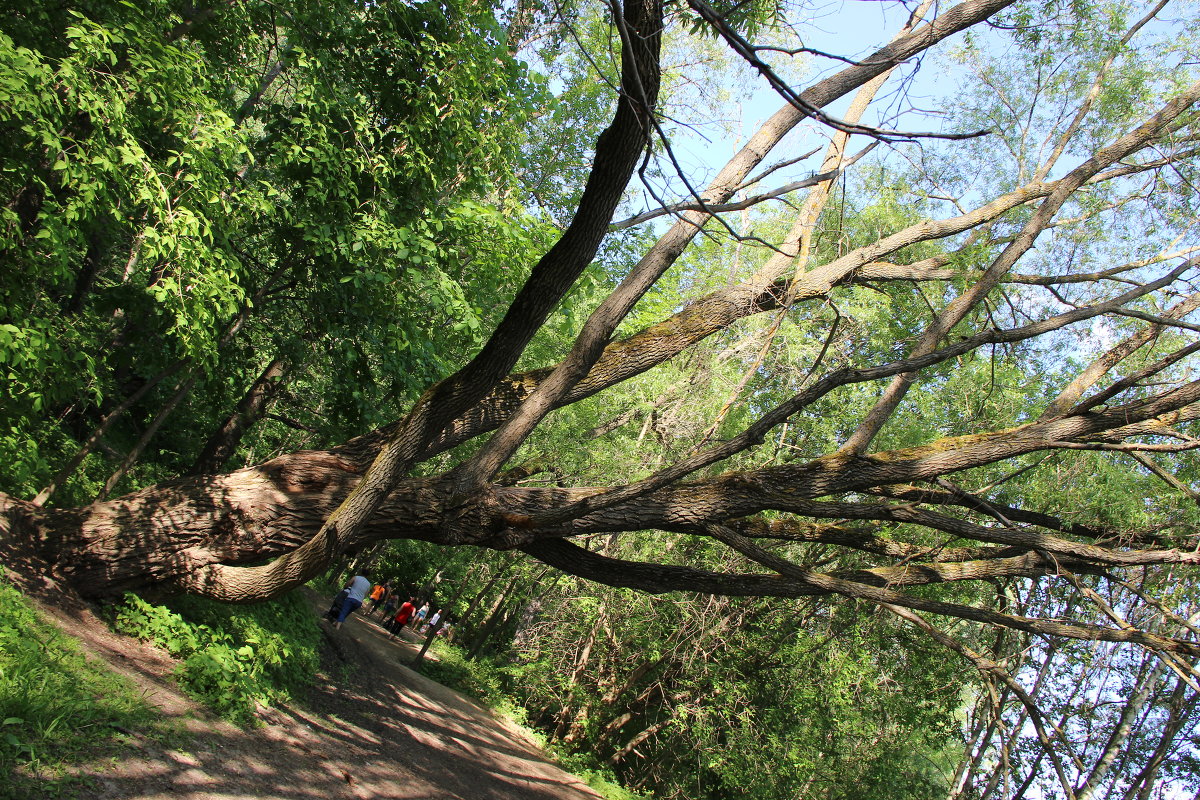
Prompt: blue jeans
<box><xmin>335</xmin><ymin>597</ymin><xmax>363</xmax><ymax>623</ymax></box>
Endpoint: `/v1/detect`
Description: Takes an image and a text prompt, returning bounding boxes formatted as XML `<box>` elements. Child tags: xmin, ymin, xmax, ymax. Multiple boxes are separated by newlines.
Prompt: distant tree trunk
<box><xmin>31</xmin><ymin>358</ymin><xmax>186</xmax><ymax>506</ymax></box>
<box><xmin>412</xmin><ymin>616</ymin><xmax>446</xmax><ymax>665</ymax></box>
<box><xmin>1075</xmin><ymin>655</ymin><xmax>1166</xmax><ymax>800</ymax></box>
<box><xmin>592</xmin><ymin>680</ymin><xmax>666</xmax><ymax>752</ymax></box>
<box><xmin>191</xmin><ymin>354</ymin><xmax>291</xmax><ymax>475</ymax></box>
<box><xmin>349</xmin><ymin>541</ymin><xmax>386</xmax><ymax>576</ymax></box>
<box><xmin>570</xmin><ymin>601</ymin><xmax>605</xmax><ymax>689</ymax></box>
<box><xmin>553</xmin><ymin>603</ymin><xmax>609</xmax><ymax>741</ymax></box>
<box><xmin>460</xmin><ymin>558</ymin><xmax>519</xmax><ymax>635</ymax></box>
<box><xmin>33</xmin><ymin>265</ymin><xmax>286</xmax><ymax>507</ymax></box>
<box><xmin>949</xmin><ymin>709</ymin><xmax>991</xmax><ymax>799</ymax></box>
<box><xmin>467</xmin><ymin>569</ymin><xmax>551</xmax><ymax>658</ymax></box>
<box><xmin>609</xmin><ymin>718</ymin><xmax>670</xmax><ymax>765</ymax></box>
<box><xmin>584</xmin><ymin>610</ymin><xmax>730</xmax><ymax>751</ymax></box>
<box><xmin>1121</xmin><ymin>676</ymin><xmax>1199</xmax><ymax>800</ymax></box>
<box><xmin>438</xmin><ymin>557</ymin><xmax>482</xmax><ymax>615</ymax></box>
<box><xmin>466</xmin><ymin>572</ymin><xmax>522</xmax><ymax>657</ymax></box>
<box><xmin>64</xmin><ymin>227</ymin><xmax>108</xmax><ymax>314</ymax></box>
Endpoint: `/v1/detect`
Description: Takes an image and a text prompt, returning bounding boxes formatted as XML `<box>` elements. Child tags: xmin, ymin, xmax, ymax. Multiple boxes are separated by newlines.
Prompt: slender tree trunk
<box><xmin>467</xmin><ymin>572</ymin><xmax>524</xmax><ymax>658</ymax></box>
<box><xmin>569</xmin><ymin>600</ymin><xmax>606</xmax><ymax>689</ymax></box>
<box><xmin>555</xmin><ymin>601</ymin><xmax>614</xmax><ymax>742</ymax></box>
<box><xmin>459</xmin><ymin>556</ymin><xmax>520</xmax><ymax>630</ymax></box>
<box><xmin>468</xmin><ymin>567</ymin><xmax>553</xmax><ymax>657</ymax></box>
<box><xmin>191</xmin><ymin>354</ymin><xmax>291</xmax><ymax>475</ymax></box>
<box><xmin>412</xmin><ymin>616</ymin><xmax>446</xmax><ymax>665</ymax></box>
<box><xmin>98</xmin><ymin>373</ymin><xmax>199</xmax><ymax>500</ymax></box>
<box><xmin>1012</xmin><ymin>752</ymin><xmax>1047</xmax><ymax>800</ymax></box>
<box><xmin>64</xmin><ymin>227</ymin><xmax>108</xmax><ymax>314</ymax></box>
<box><xmin>1076</xmin><ymin>655</ymin><xmax>1166</xmax><ymax>800</ymax></box>
<box><xmin>1122</xmin><ymin>676</ymin><xmax>1199</xmax><ymax>800</ymax></box>
<box><xmin>350</xmin><ymin>541</ymin><xmax>386</xmax><ymax>576</ymax></box>
<box><xmin>609</xmin><ymin>718</ymin><xmax>670</xmax><ymax>765</ymax></box>
<box><xmin>34</xmin><ymin>264</ymin><xmax>288</xmax><ymax>506</ymax></box>
<box><xmin>32</xmin><ymin>358</ymin><xmax>186</xmax><ymax>505</ymax></box>
<box><xmin>592</xmin><ymin>680</ymin><xmax>666</xmax><ymax>751</ymax></box>
<box><xmin>948</xmin><ymin>704</ymin><xmax>991</xmax><ymax>799</ymax></box>
<box><xmin>439</xmin><ymin>556</ymin><xmax>484</xmax><ymax>617</ymax></box>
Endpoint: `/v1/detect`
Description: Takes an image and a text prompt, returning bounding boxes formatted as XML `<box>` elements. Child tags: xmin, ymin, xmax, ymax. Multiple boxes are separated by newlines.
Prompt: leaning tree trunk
<box><xmin>191</xmin><ymin>354</ymin><xmax>292</xmax><ymax>475</ymax></box>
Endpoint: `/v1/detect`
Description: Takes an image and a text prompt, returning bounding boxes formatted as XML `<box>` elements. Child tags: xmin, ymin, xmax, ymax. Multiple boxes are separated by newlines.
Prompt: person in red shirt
<box><xmin>388</xmin><ymin>598</ymin><xmax>416</xmax><ymax>638</ymax></box>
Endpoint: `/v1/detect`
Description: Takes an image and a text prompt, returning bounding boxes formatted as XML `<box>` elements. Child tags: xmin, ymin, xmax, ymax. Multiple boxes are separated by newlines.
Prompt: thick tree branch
<box><xmin>176</xmin><ymin>0</ymin><xmax>667</xmax><ymax>601</ymax></box>
<box><xmin>843</xmin><ymin>80</ymin><xmax>1200</xmax><ymax>454</ymax></box>
<box><xmin>704</xmin><ymin>523</ymin><xmax>1200</xmax><ymax>655</ymax></box>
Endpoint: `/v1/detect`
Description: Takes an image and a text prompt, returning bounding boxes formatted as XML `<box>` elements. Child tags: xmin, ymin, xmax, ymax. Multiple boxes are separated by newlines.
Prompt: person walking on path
<box><xmin>334</xmin><ymin>571</ymin><xmax>372</xmax><ymax>630</ymax></box>
<box><xmin>367</xmin><ymin>581</ymin><xmax>391</xmax><ymax>616</ymax></box>
<box><xmin>413</xmin><ymin>601</ymin><xmax>430</xmax><ymax>629</ymax></box>
<box><xmin>389</xmin><ymin>598</ymin><xmax>416</xmax><ymax>639</ymax></box>
<box><xmin>378</xmin><ymin>592</ymin><xmax>399</xmax><ymax>622</ymax></box>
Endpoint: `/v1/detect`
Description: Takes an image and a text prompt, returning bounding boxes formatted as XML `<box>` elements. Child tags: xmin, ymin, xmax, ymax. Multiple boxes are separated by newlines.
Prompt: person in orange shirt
<box><xmin>367</xmin><ymin>581</ymin><xmax>391</xmax><ymax>616</ymax></box>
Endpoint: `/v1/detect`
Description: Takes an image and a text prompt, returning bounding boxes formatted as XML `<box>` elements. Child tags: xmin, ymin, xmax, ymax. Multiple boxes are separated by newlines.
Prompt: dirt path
<box><xmin>25</xmin><ymin>587</ymin><xmax>603</xmax><ymax>800</ymax></box>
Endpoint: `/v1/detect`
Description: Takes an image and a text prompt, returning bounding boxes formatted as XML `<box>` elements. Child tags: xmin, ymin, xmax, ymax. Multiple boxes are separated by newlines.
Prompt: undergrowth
<box><xmin>109</xmin><ymin>590</ymin><xmax>321</xmax><ymax>724</ymax></box>
<box><xmin>416</xmin><ymin>640</ymin><xmax>651</xmax><ymax>800</ymax></box>
<box><xmin>0</xmin><ymin>573</ymin><xmax>160</xmax><ymax>796</ymax></box>
<box><xmin>415</xmin><ymin>642</ymin><xmax>514</xmax><ymax>708</ymax></box>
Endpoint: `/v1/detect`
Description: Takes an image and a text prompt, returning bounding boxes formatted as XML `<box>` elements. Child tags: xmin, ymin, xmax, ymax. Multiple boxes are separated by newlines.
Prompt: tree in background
<box><xmin>0</xmin><ymin>0</ymin><xmax>548</xmax><ymax>501</ymax></box>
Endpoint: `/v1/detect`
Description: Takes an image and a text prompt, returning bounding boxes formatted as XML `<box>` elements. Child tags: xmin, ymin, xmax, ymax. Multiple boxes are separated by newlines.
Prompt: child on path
<box><xmin>367</xmin><ymin>581</ymin><xmax>392</xmax><ymax>616</ymax></box>
<box><xmin>379</xmin><ymin>593</ymin><xmax>399</xmax><ymax>622</ymax></box>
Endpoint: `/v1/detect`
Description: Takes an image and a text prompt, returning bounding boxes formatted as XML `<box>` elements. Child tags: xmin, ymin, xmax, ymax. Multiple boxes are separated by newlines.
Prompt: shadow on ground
<box><xmin>15</xmin><ymin>586</ymin><xmax>601</xmax><ymax>800</ymax></box>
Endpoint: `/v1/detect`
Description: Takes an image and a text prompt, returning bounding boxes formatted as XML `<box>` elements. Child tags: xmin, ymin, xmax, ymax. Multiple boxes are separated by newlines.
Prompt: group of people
<box><xmin>325</xmin><ymin>572</ymin><xmax>452</xmax><ymax>640</ymax></box>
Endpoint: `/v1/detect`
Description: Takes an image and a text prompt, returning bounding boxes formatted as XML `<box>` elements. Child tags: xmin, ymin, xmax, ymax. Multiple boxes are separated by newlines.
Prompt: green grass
<box><xmin>570</xmin><ymin>765</ymin><xmax>653</xmax><ymax>800</ymax></box>
<box><xmin>0</xmin><ymin>574</ymin><xmax>162</xmax><ymax>797</ymax></box>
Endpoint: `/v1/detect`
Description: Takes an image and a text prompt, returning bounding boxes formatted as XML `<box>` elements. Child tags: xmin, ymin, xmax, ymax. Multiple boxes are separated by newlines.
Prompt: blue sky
<box><xmin>632</xmin><ymin>0</ymin><xmax>979</xmax><ymax>216</ymax></box>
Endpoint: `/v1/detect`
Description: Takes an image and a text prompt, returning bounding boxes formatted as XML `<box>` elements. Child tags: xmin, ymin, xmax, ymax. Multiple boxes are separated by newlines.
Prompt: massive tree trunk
<box><xmin>3</xmin><ymin>379</ymin><xmax>1198</xmax><ymax>591</ymax></box>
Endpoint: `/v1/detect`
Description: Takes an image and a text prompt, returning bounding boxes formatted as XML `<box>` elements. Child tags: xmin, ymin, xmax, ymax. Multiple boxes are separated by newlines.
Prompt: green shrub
<box><xmin>560</xmin><ymin>759</ymin><xmax>653</xmax><ymax>800</ymax></box>
<box><xmin>110</xmin><ymin>590</ymin><xmax>321</xmax><ymax>724</ymax></box>
<box><xmin>415</xmin><ymin>641</ymin><xmax>513</xmax><ymax>707</ymax></box>
<box><xmin>0</xmin><ymin>574</ymin><xmax>157</xmax><ymax>778</ymax></box>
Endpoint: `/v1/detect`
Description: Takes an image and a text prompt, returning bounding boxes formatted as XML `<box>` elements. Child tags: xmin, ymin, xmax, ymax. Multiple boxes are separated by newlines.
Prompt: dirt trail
<box><xmin>25</xmin><ymin>587</ymin><xmax>603</xmax><ymax>800</ymax></box>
